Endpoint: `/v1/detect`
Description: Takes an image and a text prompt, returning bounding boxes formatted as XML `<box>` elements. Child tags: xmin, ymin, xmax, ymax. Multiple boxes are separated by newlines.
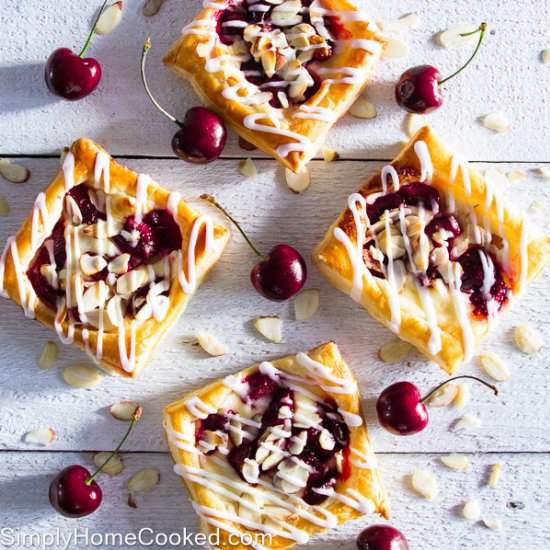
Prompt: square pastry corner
<box><xmin>163</xmin><ymin>0</ymin><xmax>385</xmax><ymax>173</ymax></box>
<box><xmin>164</xmin><ymin>341</ymin><xmax>389</xmax><ymax>549</ymax></box>
<box><xmin>313</xmin><ymin>126</ymin><xmax>550</xmax><ymax>373</ymax></box>
<box><xmin>0</xmin><ymin>138</ymin><xmax>229</xmax><ymax>378</ymax></box>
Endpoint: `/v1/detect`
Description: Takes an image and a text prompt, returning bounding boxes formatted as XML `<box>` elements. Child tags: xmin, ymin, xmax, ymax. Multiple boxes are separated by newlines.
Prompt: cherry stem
<box><xmin>141</xmin><ymin>38</ymin><xmax>182</xmax><ymax>126</ymax></box>
<box><xmin>421</xmin><ymin>375</ymin><xmax>498</xmax><ymax>404</ymax></box>
<box><xmin>201</xmin><ymin>194</ymin><xmax>265</xmax><ymax>259</ymax></box>
<box><xmin>438</xmin><ymin>22</ymin><xmax>488</xmax><ymax>85</ymax></box>
<box><xmin>86</xmin><ymin>406</ymin><xmax>143</xmax><ymax>485</ymax></box>
<box><xmin>79</xmin><ymin>0</ymin><xmax>110</xmax><ymax>58</ymax></box>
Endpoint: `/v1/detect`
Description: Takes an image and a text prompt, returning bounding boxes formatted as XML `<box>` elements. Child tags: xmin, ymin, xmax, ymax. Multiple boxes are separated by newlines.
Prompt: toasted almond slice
<box><xmin>127</xmin><ymin>468</ymin><xmax>160</xmax><ymax>493</ymax></box>
<box><xmin>382</xmin><ymin>36</ymin><xmax>410</xmax><ymax>58</ymax></box>
<box><xmin>80</xmin><ymin>254</ymin><xmax>108</xmax><ymax>276</ymax></box>
<box><xmin>253</xmin><ymin>316</ymin><xmax>282</xmax><ymax>343</ymax></box>
<box><xmin>488</xmin><ymin>463</ymin><xmax>501</xmax><ymax>488</ymax></box>
<box><xmin>320</xmin><ymin>146</ymin><xmax>339</xmax><ymax>162</ymax></box>
<box><xmin>453</xmin><ymin>383</ymin><xmax>470</xmax><ymax>409</ymax></box>
<box><xmin>380</xmin><ymin>12</ymin><xmax>421</xmax><ymax>32</ymax></box>
<box><xmin>238</xmin><ymin>158</ymin><xmax>257</xmax><ymax>179</ymax></box>
<box><xmin>534</xmin><ymin>166</ymin><xmax>550</xmax><ymax>178</ymax></box>
<box><xmin>0</xmin><ymin>158</ymin><xmax>31</xmax><ymax>183</ymax></box>
<box><xmin>108</xmin><ymin>253</ymin><xmax>131</xmax><ymax>275</ymax></box>
<box><xmin>428</xmin><ymin>383</ymin><xmax>458</xmax><ymax>407</ymax></box>
<box><xmin>38</xmin><ymin>341</ymin><xmax>59</xmax><ymax>370</ymax></box>
<box><xmin>0</xmin><ymin>193</ymin><xmax>9</xmax><ymax>216</ymax></box>
<box><xmin>483</xmin><ymin>518</ymin><xmax>502</xmax><ymax>530</ymax></box>
<box><xmin>480</xmin><ymin>352</ymin><xmax>511</xmax><ymax>381</ymax></box>
<box><xmin>81</xmin><ymin>281</ymin><xmax>110</xmax><ymax>313</ymax></box>
<box><xmin>24</xmin><ymin>428</ymin><xmax>55</xmax><ymax>446</ymax></box>
<box><xmin>454</xmin><ymin>413</ymin><xmax>481</xmax><ymax>430</ymax></box>
<box><xmin>437</xmin><ymin>26</ymin><xmax>478</xmax><ymax>48</ymax></box>
<box><xmin>411</xmin><ymin>469</ymin><xmax>438</xmax><ymax>500</ymax></box>
<box><xmin>378</xmin><ymin>340</ymin><xmax>413</xmax><ymax>364</ymax></box>
<box><xmin>482</xmin><ymin>111</ymin><xmax>511</xmax><ymax>133</ymax></box>
<box><xmin>514</xmin><ymin>325</ymin><xmax>543</xmax><ymax>355</ymax></box>
<box><xmin>63</xmin><ymin>365</ymin><xmax>102</xmax><ymax>388</ymax></box>
<box><xmin>285</xmin><ymin>167</ymin><xmax>310</xmax><ymax>194</ymax></box>
<box><xmin>506</xmin><ymin>171</ymin><xmax>526</xmax><ymax>183</ymax></box>
<box><xmin>349</xmin><ymin>97</ymin><xmax>377</xmax><ymax>119</ymax></box>
<box><xmin>462</xmin><ymin>499</ymin><xmax>481</xmax><ymax>521</ymax></box>
<box><xmin>93</xmin><ymin>452</ymin><xmax>124</xmax><ymax>475</ymax></box>
<box><xmin>294</xmin><ymin>289</ymin><xmax>319</xmax><ymax>321</ymax></box>
<box><xmin>404</xmin><ymin>113</ymin><xmax>426</xmax><ymax>137</ymax></box>
<box><xmin>197</xmin><ymin>330</ymin><xmax>229</xmax><ymax>356</ymax></box>
<box><xmin>110</xmin><ymin>401</ymin><xmax>140</xmax><ymax>421</ymax></box>
<box><xmin>142</xmin><ymin>0</ymin><xmax>165</xmax><ymax>17</ymax></box>
<box><xmin>96</xmin><ymin>1</ymin><xmax>123</xmax><ymax>35</ymax></box>
<box><xmin>242</xmin><ymin>459</ymin><xmax>260</xmax><ymax>484</ymax></box>
<box><xmin>440</xmin><ymin>453</ymin><xmax>470</xmax><ymax>471</ymax></box>
<box><xmin>541</xmin><ymin>49</ymin><xmax>550</xmax><ymax>63</ymax></box>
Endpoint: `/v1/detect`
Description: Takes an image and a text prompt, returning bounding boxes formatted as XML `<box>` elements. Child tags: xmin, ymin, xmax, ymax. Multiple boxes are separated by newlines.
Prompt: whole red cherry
<box><xmin>376</xmin><ymin>376</ymin><xmax>498</xmax><ymax>435</ymax></box>
<box><xmin>202</xmin><ymin>195</ymin><xmax>307</xmax><ymax>301</ymax></box>
<box><xmin>45</xmin><ymin>0</ymin><xmax>109</xmax><ymax>100</ymax></box>
<box><xmin>141</xmin><ymin>39</ymin><xmax>226</xmax><ymax>164</ymax></box>
<box><xmin>356</xmin><ymin>525</ymin><xmax>409</xmax><ymax>550</ymax></box>
<box><xmin>395</xmin><ymin>23</ymin><xmax>488</xmax><ymax>114</ymax></box>
<box><xmin>49</xmin><ymin>406</ymin><xmax>142</xmax><ymax>518</ymax></box>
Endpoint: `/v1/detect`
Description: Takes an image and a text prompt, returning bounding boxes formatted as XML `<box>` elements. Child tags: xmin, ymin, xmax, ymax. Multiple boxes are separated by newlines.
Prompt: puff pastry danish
<box><xmin>313</xmin><ymin>127</ymin><xmax>550</xmax><ymax>373</ymax></box>
<box><xmin>164</xmin><ymin>0</ymin><xmax>384</xmax><ymax>173</ymax></box>
<box><xmin>164</xmin><ymin>342</ymin><xmax>388</xmax><ymax>550</ymax></box>
<box><xmin>0</xmin><ymin>138</ymin><xmax>229</xmax><ymax>377</ymax></box>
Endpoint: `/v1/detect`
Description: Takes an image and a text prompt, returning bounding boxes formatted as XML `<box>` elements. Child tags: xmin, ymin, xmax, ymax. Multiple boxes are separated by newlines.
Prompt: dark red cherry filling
<box><xmin>425</xmin><ymin>213</ymin><xmax>462</xmax><ymax>246</ymax></box>
<box><xmin>67</xmin><ymin>184</ymin><xmax>105</xmax><ymax>225</ymax></box>
<box><xmin>245</xmin><ymin>371</ymin><xmax>280</xmax><ymax>402</ymax></box>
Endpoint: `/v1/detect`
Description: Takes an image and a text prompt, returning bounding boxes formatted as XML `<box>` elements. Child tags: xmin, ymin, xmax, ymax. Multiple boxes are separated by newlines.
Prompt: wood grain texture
<box><xmin>0</xmin><ymin>157</ymin><xmax>548</xmax><ymax>455</ymax></box>
<box><xmin>0</xmin><ymin>0</ymin><xmax>549</xmax><ymax>160</ymax></box>
<box><xmin>0</xmin><ymin>451</ymin><xmax>548</xmax><ymax>549</ymax></box>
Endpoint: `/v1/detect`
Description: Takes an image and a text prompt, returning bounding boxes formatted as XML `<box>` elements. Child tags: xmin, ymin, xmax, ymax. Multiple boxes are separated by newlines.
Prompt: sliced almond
<box><xmin>288</xmin><ymin>431</ymin><xmax>307</xmax><ymax>455</ymax></box>
<box><xmin>462</xmin><ymin>499</ymin><xmax>481</xmax><ymax>521</ymax></box>
<box><xmin>197</xmin><ymin>330</ymin><xmax>229</xmax><ymax>356</ymax></box>
<box><xmin>238</xmin><ymin>158</ymin><xmax>257</xmax><ymax>179</ymax></box>
<box><xmin>38</xmin><ymin>341</ymin><xmax>59</xmax><ymax>370</ymax></box>
<box><xmin>440</xmin><ymin>454</ymin><xmax>470</xmax><ymax>471</ymax></box>
<box><xmin>63</xmin><ymin>365</ymin><xmax>102</xmax><ymax>388</ymax></box>
<box><xmin>482</xmin><ymin>111</ymin><xmax>511</xmax><ymax>133</ymax></box>
<box><xmin>81</xmin><ymin>281</ymin><xmax>110</xmax><ymax>313</ymax></box>
<box><xmin>116</xmin><ymin>268</ymin><xmax>148</xmax><ymax>298</ymax></box>
<box><xmin>514</xmin><ymin>325</ymin><xmax>543</xmax><ymax>355</ymax></box>
<box><xmin>349</xmin><ymin>97</ymin><xmax>377</xmax><ymax>119</ymax></box>
<box><xmin>411</xmin><ymin>469</ymin><xmax>438</xmax><ymax>500</ymax></box>
<box><xmin>24</xmin><ymin>428</ymin><xmax>55</xmax><ymax>446</ymax></box>
<box><xmin>480</xmin><ymin>352</ymin><xmax>511</xmax><ymax>381</ymax></box>
<box><xmin>454</xmin><ymin>413</ymin><xmax>482</xmax><ymax>430</ymax></box>
<box><xmin>483</xmin><ymin>518</ymin><xmax>502</xmax><ymax>530</ymax></box>
<box><xmin>253</xmin><ymin>316</ymin><xmax>282</xmax><ymax>343</ymax></box>
<box><xmin>108</xmin><ymin>253</ymin><xmax>131</xmax><ymax>275</ymax></box>
<box><xmin>93</xmin><ymin>452</ymin><xmax>124</xmax><ymax>475</ymax></box>
<box><xmin>453</xmin><ymin>383</ymin><xmax>470</xmax><ymax>409</ymax></box>
<box><xmin>142</xmin><ymin>0</ymin><xmax>165</xmax><ymax>17</ymax></box>
<box><xmin>0</xmin><ymin>193</ymin><xmax>9</xmax><ymax>216</ymax></box>
<box><xmin>382</xmin><ymin>36</ymin><xmax>410</xmax><ymax>58</ymax></box>
<box><xmin>534</xmin><ymin>166</ymin><xmax>550</xmax><ymax>178</ymax></box>
<box><xmin>541</xmin><ymin>49</ymin><xmax>550</xmax><ymax>63</ymax></box>
<box><xmin>285</xmin><ymin>167</ymin><xmax>310</xmax><ymax>194</ymax></box>
<box><xmin>242</xmin><ymin>459</ymin><xmax>260</xmax><ymax>484</ymax></box>
<box><xmin>378</xmin><ymin>340</ymin><xmax>413</xmax><ymax>364</ymax></box>
<box><xmin>293</xmin><ymin>289</ymin><xmax>319</xmax><ymax>321</ymax></box>
<box><xmin>110</xmin><ymin>401</ymin><xmax>140</xmax><ymax>421</ymax></box>
<box><xmin>238</xmin><ymin>493</ymin><xmax>262</xmax><ymax>523</ymax></box>
<box><xmin>127</xmin><ymin>468</ymin><xmax>160</xmax><ymax>493</ymax></box>
<box><xmin>428</xmin><ymin>383</ymin><xmax>458</xmax><ymax>407</ymax></box>
<box><xmin>0</xmin><ymin>158</ymin><xmax>31</xmax><ymax>183</ymax></box>
<box><xmin>380</xmin><ymin>12</ymin><xmax>421</xmax><ymax>32</ymax></box>
<box><xmin>320</xmin><ymin>146</ymin><xmax>339</xmax><ymax>162</ymax></box>
<box><xmin>262</xmin><ymin>505</ymin><xmax>296</xmax><ymax>522</ymax></box>
<box><xmin>319</xmin><ymin>429</ymin><xmax>335</xmax><ymax>451</ymax></box>
<box><xmin>404</xmin><ymin>113</ymin><xmax>426</xmax><ymax>137</ymax></box>
<box><xmin>80</xmin><ymin>254</ymin><xmax>108</xmax><ymax>276</ymax></box>
<box><xmin>437</xmin><ymin>26</ymin><xmax>478</xmax><ymax>49</ymax></box>
<box><xmin>488</xmin><ymin>463</ymin><xmax>501</xmax><ymax>488</ymax></box>
<box><xmin>96</xmin><ymin>1</ymin><xmax>123</xmax><ymax>35</ymax></box>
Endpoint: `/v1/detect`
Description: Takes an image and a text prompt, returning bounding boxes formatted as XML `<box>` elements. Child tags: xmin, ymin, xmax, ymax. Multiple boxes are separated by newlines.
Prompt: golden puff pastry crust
<box><xmin>313</xmin><ymin>127</ymin><xmax>550</xmax><ymax>373</ymax></box>
<box><xmin>163</xmin><ymin>0</ymin><xmax>384</xmax><ymax>173</ymax></box>
<box><xmin>164</xmin><ymin>341</ymin><xmax>389</xmax><ymax>550</ymax></box>
<box><xmin>0</xmin><ymin>138</ymin><xmax>229</xmax><ymax>378</ymax></box>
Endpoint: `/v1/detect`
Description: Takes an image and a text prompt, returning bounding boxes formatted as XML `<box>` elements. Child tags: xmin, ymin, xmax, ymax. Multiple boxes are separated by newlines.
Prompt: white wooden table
<box><xmin>1</xmin><ymin>1</ymin><xmax>549</xmax><ymax>549</ymax></box>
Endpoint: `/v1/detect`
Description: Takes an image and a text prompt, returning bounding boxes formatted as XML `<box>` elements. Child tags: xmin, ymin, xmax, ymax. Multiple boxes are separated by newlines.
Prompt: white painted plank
<box><xmin>0</xmin><ymin>1</ymin><xmax>549</xmax><ymax>160</ymax></box>
<box><xmin>0</xmin><ymin>451</ymin><xmax>547</xmax><ymax>549</ymax></box>
<box><xmin>0</xmin><ymin>157</ymin><xmax>549</xmax><ymax>454</ymax></box>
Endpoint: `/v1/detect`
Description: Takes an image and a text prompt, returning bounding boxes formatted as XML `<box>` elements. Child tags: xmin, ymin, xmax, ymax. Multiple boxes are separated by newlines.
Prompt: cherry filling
<box><xmin>361</xmin><ymin>180</ymin><xmax>510</xmax><ymax>317</ymax></box>
<box><xmin>215</xmin><ymin>0</ymin><xmax>337</xmax><ymax>107</ymax></box>
<box><xmin>198</xmin><ymin>370</ymin><xmax>350</xmax><ymax>505</ymax></box>
<box><xmin>26</xmin><ymin>184</ymin><xmax>182</xmax><ymax>320</ymax></box>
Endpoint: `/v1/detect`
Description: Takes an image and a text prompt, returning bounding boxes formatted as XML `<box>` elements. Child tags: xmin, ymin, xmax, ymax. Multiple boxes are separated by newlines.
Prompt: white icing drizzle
<box><xmin>315</xmin><ymin>66</ymin><xmax>361</xmax><ymax>85</ymax></box>
<box><xmin>450</xmin><ymin>154</ymin><xmax>471</xmax><ymax>196</ymax></box>
<box><xmin>350</xmin><ymin>447</ymin><xmax>375</xmax><ymax>470</ymax></box>
<box><xmin>134</xmin><ymin>173</ymin><xmax>151</xmax><ymax>223</ymax></box>
<box><xmin>382</xmin><ymin>215</ymin><xmax>402</xmax><ymax>331</ymax></box>
<box><xmin>337</xmin><ymin>408</ymin><xmax>363</xmax><ymax>427</ymax></box>
<box><xmin>94</xmin><ymin>150</ymin><xmax>111</xmax><ymax>193</ymax></box>
<box><xmin>295</xmin><ymin>352</ymin><xmax>357</xmax><ymax>395</ymax></box>
<box><xmin>414</xmin><ymin>141</ymin><xmax>433</xmax><ymax>184</ymax></box>
<box><xmin>334</xmin><ymin>39</ymin><xmax>382</xmax><ymax>54</ymax></box>
<box><xmin>176</xmin><ymin>215</ymin><xmax>214</xmax><ymax>294</ymax></box>
<box><xmin>381</xmin><ymin>165</ymin><xmax>400</xmax><ymax>193</ymax></box>
<box><xmin>62</xmin><ymin>152</ymin><xmax>75</xmax><ymax>190</ymax></box>
<box><xmin>185</xmin><ymin>396</ymin><xmax>217</xmax><ymax>419</ymax></box>
<box><xmin>519</xmin><ymin>214</ymin><xmax>529</xmax><ymax>290</ymax></box>
<box><xmin>116</xmin><ymin>300</ymin><xmax>136</xmax><ymax>373</ymax></box>
<box><xmin>222</xmin><ymin>374</ymin><xmax>250</xmax><ymax>399</ymax></box>
<box><xmin>294</xmin><ymin>105</ymin><xmax>337</xmax><ymax>124</ymax></box>
<box><xmin>313</xmin><ymin>486</ymin><xmax>376</xmax><ymax>514</ymax></box>
<box><xmin>31</xmin><ymin>193</ymin><xmax>51</xmax><ymax>250</ymax></box>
